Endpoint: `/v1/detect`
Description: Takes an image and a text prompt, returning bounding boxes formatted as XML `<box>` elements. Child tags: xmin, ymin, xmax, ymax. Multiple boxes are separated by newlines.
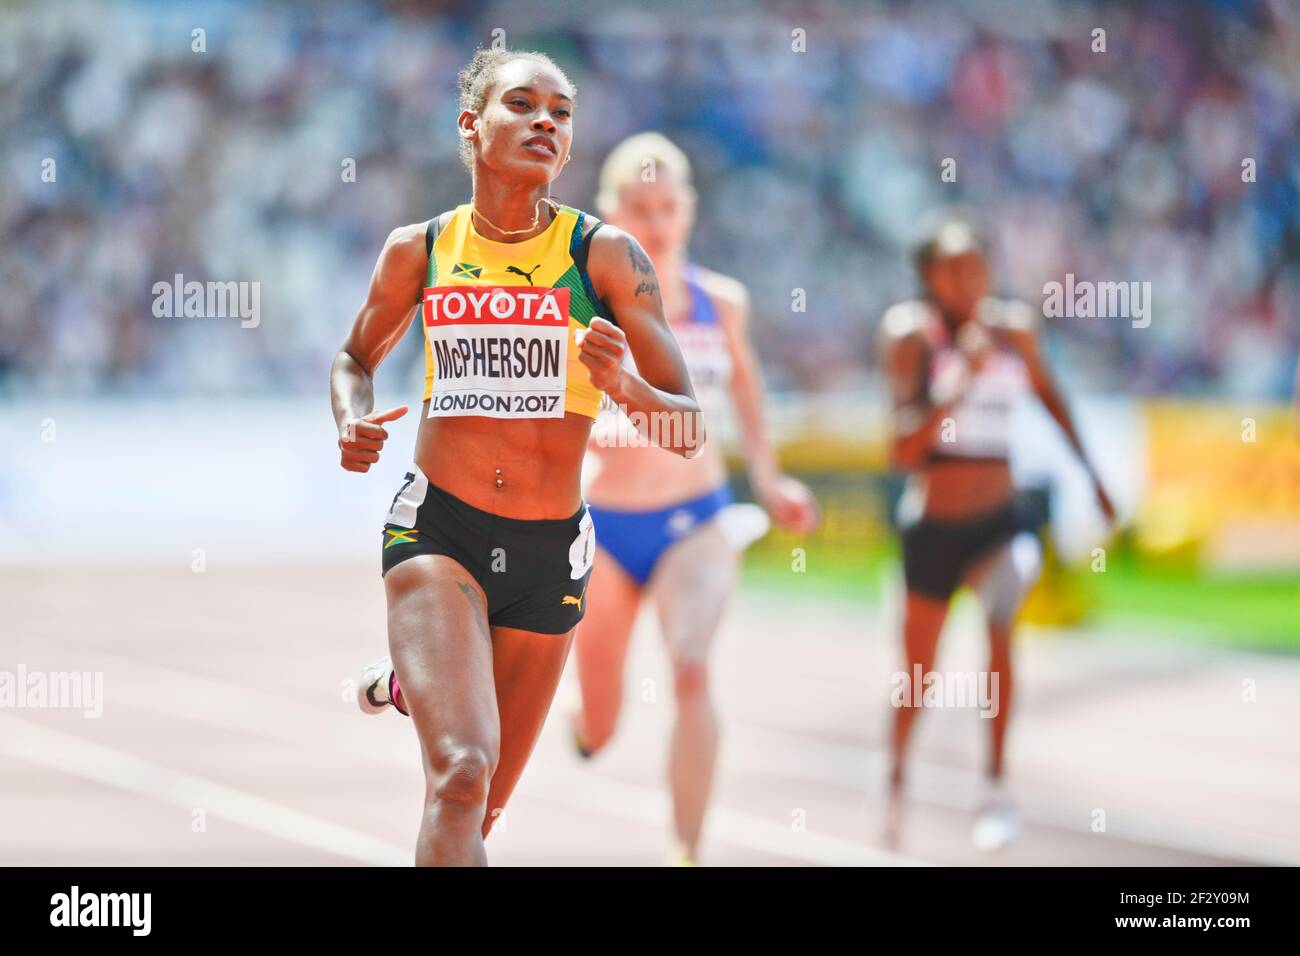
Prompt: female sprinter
<box><xmin>569</xmin><ymin>133</ymin><xmax>820</xmax><ymax>866</ymax></box>
<box><xmin>878</xmin><ymin>216</ymin><xmax>1115</xmax><ymax>850</ymax></box>
<box><xmin>333</xmin><ymin>50</ymin><xmax>703</xmax><ymax>866</ymax></box>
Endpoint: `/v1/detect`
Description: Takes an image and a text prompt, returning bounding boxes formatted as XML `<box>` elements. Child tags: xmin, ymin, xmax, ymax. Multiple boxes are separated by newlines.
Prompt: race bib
<box><xmin>674</xmin><ymin>322</ymin><xmax>732</xmax><ymax>411</ymax></box>
<box><xmin>423</xmin><ymin>285</ymin><xmax>571</xmax><ymax>419</ymax></box>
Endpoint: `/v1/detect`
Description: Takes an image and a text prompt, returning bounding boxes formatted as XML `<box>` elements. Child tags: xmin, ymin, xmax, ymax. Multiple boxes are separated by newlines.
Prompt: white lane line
<box><xmin>0</xmin><ymin>712</ymin><xmax>410</xmax><ymax>867</ymax></box>
<box><xmin>41</xmin><ymin>651</ymin><xmax>929</xmax><ymax>866</ymax></box>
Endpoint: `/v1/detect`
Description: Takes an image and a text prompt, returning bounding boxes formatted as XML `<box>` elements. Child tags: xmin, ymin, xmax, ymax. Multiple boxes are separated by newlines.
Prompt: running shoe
<box><xmin>572</xmin><ymin>725</ymin><xmax>595</xmax><ymax>760</ymax></box>
<box><xmin>971</xmin><ymin>785</ymin><xmax>1022</xmax><ymax>851</ymax></box>
<box><xmin>356</xmin><ymin>656</ymin><xmax>397</xmax><ymax>715</ymax></box>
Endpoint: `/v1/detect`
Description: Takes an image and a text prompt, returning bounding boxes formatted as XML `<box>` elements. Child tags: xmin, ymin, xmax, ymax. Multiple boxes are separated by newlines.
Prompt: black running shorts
<box><xmin>900</xmin><ymin>499</ymin><xmax>1036</xmax><ymax>601</ymax></box>
<box><xmin>380</xmin><ymin>466</ymin><xmax>595</xmax><ymax>635</ymax></box>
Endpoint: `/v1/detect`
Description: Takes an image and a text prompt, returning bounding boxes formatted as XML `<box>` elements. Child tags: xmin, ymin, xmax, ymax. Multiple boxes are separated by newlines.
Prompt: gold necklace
<box><xmin>471</xmin><ymin>196</ymin><xmax>560</xmax><ymax>237</ymax></box>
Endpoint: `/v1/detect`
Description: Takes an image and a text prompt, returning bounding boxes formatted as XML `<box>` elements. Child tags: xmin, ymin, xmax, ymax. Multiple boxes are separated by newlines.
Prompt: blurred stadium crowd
<box><xmin>1</xmin><ymin>0</ymin><xmax>1297</xmax><ymax>399</ymax></box>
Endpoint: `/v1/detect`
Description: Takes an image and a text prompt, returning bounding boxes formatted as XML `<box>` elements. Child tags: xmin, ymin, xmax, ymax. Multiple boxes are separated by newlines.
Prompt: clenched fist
<box><xmin>755</xmin><ymin>473</ymin><xmax>821</xmax><ymax>536</ymax></box>
<box><xmin>577</xmin><ymin>316</ymin><xmax>627</xmax><ymax>393</ymax></box>
<box><xmin>338</xmin><ymin>405</ymin><xmax>407</xmax><ymax>473</ymax></box>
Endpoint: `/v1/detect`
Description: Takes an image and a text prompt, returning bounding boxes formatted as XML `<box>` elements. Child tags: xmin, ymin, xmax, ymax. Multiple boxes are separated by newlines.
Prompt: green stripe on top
<box><xmin>426</xmin><ymin>244</ymin><xmax>437</xmax><ymax>286</ymax></box>
<box><xmin>553</xmin><ymin>263</ymin><xmax>602</xmax><ymax>328</ymax></box>
<box><xmin>557</xmin><ymin>203</ymin><xmax>607</xmax><ymax>326</ymax></box>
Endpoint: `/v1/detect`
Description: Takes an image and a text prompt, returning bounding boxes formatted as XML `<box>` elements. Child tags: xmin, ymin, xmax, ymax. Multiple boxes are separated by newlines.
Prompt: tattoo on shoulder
<box><xmin>626</xmin><ymin>236</ymin><xmax>654</xmax><ymax>275</ymax></box>
<box><xmin>623</xmin><ymin>240</ymin><xmax>659</xmax><ymax>297</ymax></box>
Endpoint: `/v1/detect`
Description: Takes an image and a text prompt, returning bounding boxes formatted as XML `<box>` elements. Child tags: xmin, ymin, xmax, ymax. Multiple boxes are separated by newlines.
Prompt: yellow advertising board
<box><xmin>1141</xmin><ymin>401</ymin><xmax>1300</xmax><ymax>568</ymax></box>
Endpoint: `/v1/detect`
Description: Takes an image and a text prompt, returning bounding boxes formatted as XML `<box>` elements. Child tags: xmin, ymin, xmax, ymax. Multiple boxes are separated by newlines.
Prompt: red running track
<box><xmin>3</xmin><ymin>565</ymin><xmax>1297</xmax><ymax>866</ymax></box>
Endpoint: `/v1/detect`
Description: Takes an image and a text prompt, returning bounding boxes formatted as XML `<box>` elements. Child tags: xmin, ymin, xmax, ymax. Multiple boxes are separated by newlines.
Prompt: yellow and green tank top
<box><xmin>420</xmin><ymin>202</ymin><xmax>609</xmax><ymax>420</ymax></box>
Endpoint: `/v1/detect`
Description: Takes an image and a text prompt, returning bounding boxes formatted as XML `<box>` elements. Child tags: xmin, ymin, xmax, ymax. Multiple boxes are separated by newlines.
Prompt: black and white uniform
<box><xmin>887</xmin><ymin>299</ymin><xmax>1041</xmax><ymax>601</ymax></box>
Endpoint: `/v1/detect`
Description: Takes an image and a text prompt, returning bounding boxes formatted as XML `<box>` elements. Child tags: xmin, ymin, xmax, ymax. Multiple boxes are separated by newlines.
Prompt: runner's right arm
<box><xmin>884</xmin><ymin>331</ymin><xmax>945</xmax><ymax>469</ymax></box>
<box><xmin>330</xmin><ymin>222</ymin><xmax>428</xmax><ymax>473</ymax></box>
<box><xmin>878</xmin><ymin>304</ymin><xmax>977</xmax><ymax>468</ymax></box>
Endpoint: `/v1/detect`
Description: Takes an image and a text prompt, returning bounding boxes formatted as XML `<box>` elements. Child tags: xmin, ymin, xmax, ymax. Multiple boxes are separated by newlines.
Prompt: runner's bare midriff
<box><xmin>414</xmin><ymin>403</ymin><xmax>592</xmax><ymax>519</ymax></box>
<box><xmin>922</xmin><ymin>457</ymin><xmax>1014</xmax><ymax>520</ymax></box>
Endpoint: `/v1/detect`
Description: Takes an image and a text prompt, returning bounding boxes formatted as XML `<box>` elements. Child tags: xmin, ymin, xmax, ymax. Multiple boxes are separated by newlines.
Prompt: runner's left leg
<box><xmin>482</xmin><ymin>623</ymin><xmax>576</xmax><ymax>837</ymax></box>
<box><xmin>648</xmin><ymin>520</ymin><xmax>740</xmax><ymax>863</ymax></box>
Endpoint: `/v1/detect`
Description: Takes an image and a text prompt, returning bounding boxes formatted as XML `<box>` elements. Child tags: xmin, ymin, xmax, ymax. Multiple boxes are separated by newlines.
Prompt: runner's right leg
<box><xmin>886</xmin><ymin>590</ymin><xmax>949</xmax><ymax>843</ymax></box>
<box><xmin>385</xmin><ymin>554</ymin><xmax>499</xmax><ymax>867</ymax></box>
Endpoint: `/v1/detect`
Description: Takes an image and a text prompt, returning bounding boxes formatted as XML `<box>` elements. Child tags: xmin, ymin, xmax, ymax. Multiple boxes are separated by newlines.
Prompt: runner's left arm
<box><xmin>1003</xmin><ymin>304</ymin><xmax>1116</xmax><ymax>523</ymax></box>
<box><xmin>712</xmin><ymin>276</ymin><xmax>819</xmax><ymax>534</ymax></box>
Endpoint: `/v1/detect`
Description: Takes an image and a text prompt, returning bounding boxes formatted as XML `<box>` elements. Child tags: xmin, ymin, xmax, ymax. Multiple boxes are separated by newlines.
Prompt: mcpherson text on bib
<box><xmin>423</xmin><ymin>285</ymin><xmax>572</xmax><ymax>419</ymax></box>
